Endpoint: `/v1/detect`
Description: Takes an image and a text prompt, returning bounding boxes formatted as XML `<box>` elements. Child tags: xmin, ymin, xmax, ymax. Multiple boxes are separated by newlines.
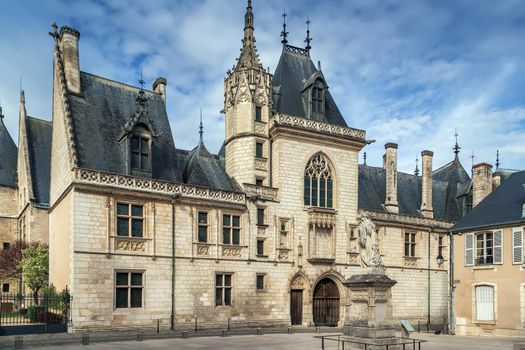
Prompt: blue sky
<box><xmin>0</xmin><ymin>0</ymin><xmax>524</xmax><ymax>173</ymax></box>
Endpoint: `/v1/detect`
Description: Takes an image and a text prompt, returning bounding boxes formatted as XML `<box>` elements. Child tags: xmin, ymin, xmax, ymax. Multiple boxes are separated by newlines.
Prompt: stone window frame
<box><xmin>129</xmin><ymin>124</ymin><xmax>152</xmax><ymax>175</ymax></box>
<box><xmin>114</xmin><ymin>269</ymin><xmax>145</xmax><ymax>310</ymax></box>
<box><xmin>2</xmin><ymin>242</ymin><xmax>10</xmax><ymax>250</ymax></box>
<box><xmin>255</xmin><ymin>139</ymin><xmax>265</xmax><ymax>159</ymax></box>
<box><xmin>2</xmin><ymin>283</ymin><xmax>9</xmax><ymax>293</ymax></box>
<box><xmin>256</xmin><ymin>206</ymin><xmax>267</xmax><ymax>227</ymax></box>
<box><xmin>303</xmin><ymin>152</ymin><xmax>335</xmax><ymax>209</ymax></box>
<box><xmin>256</xmin><ymin>273</ymin><xmax>267</xmax><ymax>292</ymax></box>
<box><xmin>116</xmin><ymin>202</ymin><xmax>146</xmax><ymax>238</ymax></box>
<box><xmin>255</xmin><ymin>105</ymin><xmax>262</xmax><ymax>122</ymax></box>
<box><xmin>215</xmin><ymin>272</ymin><xmax>233</xmax><ymax>307</ymax></box>
<box><xmin>197</xmin><ymin>210</ymin><xmax>210</xmax><ymax>243</ymax></box>
<box><xmin>404</xmin><ymin>231</ymin><xmax>417</xmax><ymax>257</ymax></box>
<box><xmin>256</xmin><ymin>238</ymin><xmax>267</xmax><ymax>257</ymax></box>
<box><xmin>255</xmin><ymin>177</ymin><xmax>264</xmax><ymax>187</ymax></box>
<box><xmin>471</xmin><ymin>282</ymin><xmax>497</xmax><ymax>324</ymax></box>
<box><xmin>222</xmin><ymin>213</ymin><xmax>242</xmax><ymax>246</ymax></box>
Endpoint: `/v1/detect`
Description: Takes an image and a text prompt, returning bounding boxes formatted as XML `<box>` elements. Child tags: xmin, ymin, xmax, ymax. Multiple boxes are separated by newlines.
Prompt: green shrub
<box><xmin>27</xmin><ymin>305</ymin><xmax>45</xmax><ymax>322</ymax></box>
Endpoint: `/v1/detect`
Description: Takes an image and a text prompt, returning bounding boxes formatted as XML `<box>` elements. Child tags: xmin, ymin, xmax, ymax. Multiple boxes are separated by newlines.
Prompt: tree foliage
<box><xmin>20</xmin><ymin>246</ymin><xmax>49</xmax><ymax>296</ymax></box>
<box><xmin>0</xmin><ymin>240</ymin><xmax>44</xmax><ymax>281</ymax></box>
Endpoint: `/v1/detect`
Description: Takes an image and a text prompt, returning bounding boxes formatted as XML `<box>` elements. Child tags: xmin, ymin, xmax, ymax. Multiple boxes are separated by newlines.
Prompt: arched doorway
<box><xmin>313</xmin><ymin>278</ymin><xmax>340</xmax><ymax>326</ymax></box>
<box><xmin>290</xmin><ymin>275</ymin><xmax>307</xmax><ymax>326</ymax></box>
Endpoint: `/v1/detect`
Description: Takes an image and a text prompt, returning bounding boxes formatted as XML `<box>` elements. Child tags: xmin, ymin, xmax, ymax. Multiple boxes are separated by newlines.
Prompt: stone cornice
<box><xmin>270</xmin><ymin>114</ymin><xmax>367</xmax><ymax>142</ymax></box>
<box><xmin>74</xmin><ymin>168</ymin><xmax>246</xmax><ymax>205</ymax></box>
<box><xmin>360</xmin><ymin>209</ymin><xmax>453</xmax><ymax>230</ymax></box>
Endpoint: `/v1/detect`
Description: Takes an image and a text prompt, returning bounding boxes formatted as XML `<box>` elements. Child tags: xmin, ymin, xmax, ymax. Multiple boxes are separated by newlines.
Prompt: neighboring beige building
<box><xmin>450</xmin><ymin>166</ymin><xmax>525</xmax><ymax>337</ymax></box>
<box><xmin>0</xmin><ymin>1</ymin><xmax>477</xmax><ymax>332</ymax></box>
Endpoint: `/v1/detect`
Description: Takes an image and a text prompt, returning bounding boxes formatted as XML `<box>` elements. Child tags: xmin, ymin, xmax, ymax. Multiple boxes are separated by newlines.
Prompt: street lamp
<box><xmin>436</xmin><ymin>253</ymin><xmax>444</xmax><ymax>266</ymax></box>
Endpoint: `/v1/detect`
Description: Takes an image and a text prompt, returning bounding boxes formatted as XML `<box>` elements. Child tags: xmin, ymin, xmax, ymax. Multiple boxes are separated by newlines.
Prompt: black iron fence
<box><xmin>0</xmin><ymin>293</ymin><xmax>71</xmax><ymax>334</ymax></box>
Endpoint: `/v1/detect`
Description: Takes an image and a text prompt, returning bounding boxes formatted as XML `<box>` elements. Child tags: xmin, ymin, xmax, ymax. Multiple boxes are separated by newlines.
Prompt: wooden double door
<box><xmin>312</xmin><ymin>278</ymin><xmax>340</xmax><ymax>326</ymax></box>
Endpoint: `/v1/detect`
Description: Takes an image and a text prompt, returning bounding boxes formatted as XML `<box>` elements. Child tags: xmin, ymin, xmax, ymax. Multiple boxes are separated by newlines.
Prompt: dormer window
<box><xmin>129</xmin><ymin>125</ymin><xmax>151</xmax><ymax>174</ymax></box>
<box><xmin>311</xmin><ymin>80</ymin><xmax>325</xmax><ymax>117</ymax></box>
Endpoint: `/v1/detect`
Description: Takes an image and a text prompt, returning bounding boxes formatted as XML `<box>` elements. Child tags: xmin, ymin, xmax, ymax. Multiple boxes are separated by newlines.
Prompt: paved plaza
<box><xmin>25</xmin><ymin>333</ymin><xmax>525</xmax><ymax>350</ymax></box>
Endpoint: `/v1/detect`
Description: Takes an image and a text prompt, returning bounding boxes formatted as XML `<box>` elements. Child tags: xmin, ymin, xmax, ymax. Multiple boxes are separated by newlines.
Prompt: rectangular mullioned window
<box><xmin>115</xmin><ymin>271</ymin><xmax>143</xmax><ymax>308</ymax></box>
<box><xmin>117</xmin><ymin>203</ymin><xmax>144</xmax><ymax>238</ymax></box>
<box><xmin>198</xmin><ymin>212</ymin><xmax>209</xmax><ymax>243</ymax></box>
<box><xmin>223</xmin><ymin>214</ymin><xmax>240</xmax><ymax>245</ymax></box>
<box><xmin>404</xmin><ymin>233</ymin><xmax>416</xmax><ymax>257</ymax></box>
<box><xmin>215</xmin><ymin>273</ymin><xmax>232</xmax><ymax>306</ymax></box>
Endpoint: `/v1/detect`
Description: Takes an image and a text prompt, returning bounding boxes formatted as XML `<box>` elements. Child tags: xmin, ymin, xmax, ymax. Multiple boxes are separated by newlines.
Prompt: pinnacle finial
<box><xmin>0</xmin><ymin>98</ymin><xmax>3</xmax><ymax>119</ymax></box>
<box><xmin>363</xmin><ymin>152</ymin><xmax>367</xmax><ymax>165</ymax></box>
<box><xmin>20</xmin><ymin>90</ymin><xmax>25</xmax><ymax>104</ymax></box>
<box><xmin>199</xmin><ymin>108</ymin><xmax>204</xmax><ymax>143</ymax></box>
<box><xmin>245</xmin><ymin>0</ymin><xmax>254</xmax><ymax>31</ymax></box>
<box><xmin>280</xmin><ymin>9</ymin><xmax>289</xmax><ymax>45</ymax></box>
<box><xmin>496</xmin><ymin>150</ymin><xmax>500</xmax><ymax>170</ymax></box>
<box><xmin>305</xmin><ymin>16</ymin><xmax>312</xmax><ymax>53</ymax></box>
<box><xmin>49</xmin><ymin>22</ymin><xmax>59</xmax><ymax>41</ymax></box>
<box><xmin>414</xmin><ymin>155</ymin><xmax>420</xmax><ymax>176</ymax></box>
<box><xmin>453</xmin><ymin>128</ymin><xmax>461</xmax><ymax>157</ymax></box>
<box><xmin>470</xmin><ymin>151</ymin><xmax>475</xmax><ymax>168</ymax></box>
<box><xmin>139</xmin><ymin>67</ymin><xmax>145</xmax><ymax>89</ymax></box>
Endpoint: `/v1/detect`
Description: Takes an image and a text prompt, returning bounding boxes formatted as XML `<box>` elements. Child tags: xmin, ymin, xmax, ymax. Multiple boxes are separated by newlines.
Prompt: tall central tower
<box><xmin>224</xmin><ymin>0</ymin><xmax>272</xmax><ymax>187</ymax></box>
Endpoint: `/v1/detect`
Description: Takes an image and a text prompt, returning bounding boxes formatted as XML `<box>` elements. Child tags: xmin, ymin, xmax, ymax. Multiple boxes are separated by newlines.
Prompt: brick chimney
<box><xmin>384</xmin><ymin>143</ymin><xmax>399</xmax><ymax>213</ymax></box>
<box><xmin>153</xmin><ymin>77</ymin><xmax>167</xmax><ymax>104</ymax></box>
<box><xmin>472</xmin><ymin>163</ymin><xmax>493</xmax><ymax>207</ymax></box>
<box><xmin>59</xmin><ymin>26</ymin><xmax>81</xmax><ymax>95</ymax></box>
<box><xmin>420</xmin><ymin>150</ymin><xmax>433</xmax><ymax>218</ymax></box>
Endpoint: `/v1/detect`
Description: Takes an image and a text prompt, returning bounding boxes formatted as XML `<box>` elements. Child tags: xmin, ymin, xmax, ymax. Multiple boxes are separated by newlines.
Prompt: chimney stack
<box><xmin>153</xmin><ymin>77</ymin><xmax>167</xmax><ymax>104</ymax></box>
<box><xmin>384</xmin><ymin>143</ymin><xmax>399</xmax><ymax>213</ymax></box>
<box><xmin>472</xmin><ymin>163</ymin><xmax>493</xmax><ymax>207</ymax></box>
<box><xmin>492</xmin><ymin>171</ymin><xmax>502</xmax><ymax>190</ymax></box>
<box><xmin>59</xmin><ymin>26</ymin><xmax>81</xmax><ymax>94</ymax></box>
<box><xmin>420</xmin><ymin>150</ymin><xmax>434</xmax><ymax>218</ymax></box>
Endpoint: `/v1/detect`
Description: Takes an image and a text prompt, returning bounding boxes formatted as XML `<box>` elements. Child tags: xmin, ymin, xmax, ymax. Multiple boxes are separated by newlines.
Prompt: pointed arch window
<box><xmin>304</xmin><ymin>154</ymin><xmax>333</xmax><ymax>208</ymax></box>
<box><xmin>129</xmin><ymin>124</ymin><xmax>151</xmax><ymax>174</ymax></box>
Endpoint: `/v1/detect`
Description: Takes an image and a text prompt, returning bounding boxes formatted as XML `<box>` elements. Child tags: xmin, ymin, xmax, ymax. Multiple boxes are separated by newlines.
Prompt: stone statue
<box><xmin>358</xmin><ymin>213</ymin><xmax>383</xmax><ymax>270</ymax></box>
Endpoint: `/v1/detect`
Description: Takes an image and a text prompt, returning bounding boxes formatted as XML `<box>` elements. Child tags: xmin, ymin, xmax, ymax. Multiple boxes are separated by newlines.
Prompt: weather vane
<box><xmin>280</xmin><ymin>9</ymin><xmax>289</xmax><ymax>45</ymax></box>
<box><xmin>305</xmin><ymin>16</ymin><xmax>312</xmax><ymax>52</ymax></box>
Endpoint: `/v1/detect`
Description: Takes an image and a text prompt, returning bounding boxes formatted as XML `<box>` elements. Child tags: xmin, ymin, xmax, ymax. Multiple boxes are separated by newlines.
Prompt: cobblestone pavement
<box><xmin>21</xmin><ymin>333</ymin><xmax>525</xmax><ymax>350</ymax></box>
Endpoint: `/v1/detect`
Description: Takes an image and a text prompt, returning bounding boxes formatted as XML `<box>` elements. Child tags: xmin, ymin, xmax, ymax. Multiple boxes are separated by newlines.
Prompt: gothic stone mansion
<box><xmin>0</xmin><ymin>2</ymin><xmax>475</xmax><ymax>332</ymax></box>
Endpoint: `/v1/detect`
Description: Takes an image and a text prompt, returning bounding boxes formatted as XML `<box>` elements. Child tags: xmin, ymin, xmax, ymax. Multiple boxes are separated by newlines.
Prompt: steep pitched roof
<box><xmin>358</xmin><ymin>161</ymin><xmax>470</xmax><ymax>222</ymax></box>
<box><xmin>272</xmin><ymin>45</ymin><xmax>347</xmax><ymax>127</ymax></box>
<box><xmin>450</xmin><ymin>170</ymin><xmax>525</xmax><ymax>232</ymax></box>
<box><xmin>26</xmin><ymin>117</ymin><xmax>51</xmax><ymax>205</ymax></box>
<box><xmin>358</xmin><ymin>165</ymin><xmax>445</xmax><ymax>220</ymax></box>
<box><xmin>0</xmin><ymin>116</ymin><xmax>18</xmax><ymax>187</ymax></box>
<box><xmin>68</xmin><ymin>72</ymin><xmax>182</xmax><ymax>182</ymax></box>
<box><xmin>178</xmin><ymin>142</ymin><xmax>239</xmax><ymax>192</ymax></box>
<box><xmin>432</xmin><ymin>156</ymin><xmax>471</xmax><ymax>222</ymax></box>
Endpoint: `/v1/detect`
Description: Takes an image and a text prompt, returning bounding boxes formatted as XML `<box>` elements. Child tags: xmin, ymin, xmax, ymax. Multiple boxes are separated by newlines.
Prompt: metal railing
<box><xmin>317</xmin><ymin>335</ymin><xmax>427</xmax><ymax>350</ymax></box>
<box><xmin>0</xmin><ymin>293</ymin><xmax>70</xmax><ymax>326</ymax></box>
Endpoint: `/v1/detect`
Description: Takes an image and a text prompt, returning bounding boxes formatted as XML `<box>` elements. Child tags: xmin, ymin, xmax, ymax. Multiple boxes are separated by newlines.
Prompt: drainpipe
<box><xmin>428</xmin><ymin>229</ymin><xmax>431</xmax><ymax>331</ymax></box>
<box><xmin>449</xmin><ymin>233</ymin><xmax>455</xmax><ymax>335</ymax></box>
<box><xmin>171</xmin><ymin>194</ymin><xmax>180</xmax><ymax>330</ymax></box>
<box><xmin>269</xmin><ymin>139</ymin><xmax>273</xmax><ymax>188</ymax></box>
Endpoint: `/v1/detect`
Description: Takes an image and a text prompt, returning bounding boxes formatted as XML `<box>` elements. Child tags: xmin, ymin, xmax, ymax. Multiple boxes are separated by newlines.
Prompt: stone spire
<box><xmin>495</xmin><ymin>150</ymin><xmax>500</xmax><ymax>170</ymax></box>
<box><xmin>235</xmin><ymin>0</ymin><xmax>262</xmax><ymax>71</ymax></box>
<box><xmin>414</xmin><ymin>155</ymin><xmax>420</xmax><ymax>176</ymax></box>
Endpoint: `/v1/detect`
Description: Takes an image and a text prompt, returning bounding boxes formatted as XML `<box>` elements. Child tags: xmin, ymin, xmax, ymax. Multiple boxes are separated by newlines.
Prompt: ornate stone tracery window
<box><xmin>304</xmin><ymin>153</ymin><xmax>334</xmax><ymax>208</ymax></box>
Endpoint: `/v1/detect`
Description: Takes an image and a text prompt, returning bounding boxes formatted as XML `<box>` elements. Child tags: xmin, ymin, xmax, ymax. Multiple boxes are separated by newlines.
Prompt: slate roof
<box><xmin>358</xmin><ymin>159</ymin><xmax>471</xmax><ymax>222</ymax></box>
<box><xmin>450</xmin><ymin>170</ymin><xmax>525</xmax><ymax>232</ymax></box>
<box><xmin>177</xmin><ymin>141</ymin><xmax>239</xmax><ymax>192</ymax></box>
<box><xmin>0</xmin><ymin>116</ymin><xmax>17</xmax><ymax>187</ymax></box>
<box><xmin>26</xmin><ymin>117</ymin><xmax>52</xmax><ymax>206</ymax></box>
<box><xmin>68</xmin><ymin>72</ymin><xmax>182</xmax><ymax>182</ymax></box>
<box><xmin>272</xmin><ymin>45</ymin><xmax>347</xmax><ymax>127</ymax></box>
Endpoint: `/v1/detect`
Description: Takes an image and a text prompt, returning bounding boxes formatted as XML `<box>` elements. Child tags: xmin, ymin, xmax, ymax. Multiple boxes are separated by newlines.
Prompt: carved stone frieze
<box><xmin>243</xmin><ymin>183</ymin><xmax>278</xmax><ymax>201</ymax></box>
<box><xmin>197</xmin><ymin>245</ymin><xmax>209</xmax><ymax>256</ymax></box>
<box><xmin>270</xmin><ymin>114</ymin><xmax>366</xmax><ymax>141</ymax></box>
<box><xmin>403</xmin><ymin>256</ymin><xmax>419</xmax><ymax>267</ymax></box>
<box><xmin>74</xmin><ymin>168</ymin><xmax>246</xmax><ymax>204</ymax></box>
<box><xmin>307</xmin><ymin>210</ymin><xmax>336</xmax><ymax>228</ymax></box>
<box><xmin>254</xmin><ymin>157</ymin><xmax>267</xmax><ymax>171</ymax></box>
<box><xmin>222</xmin><ymin>246</ymin><xmax>242</xmax><ymax>257</ymax></box>
<box><xmin>254</xmin><ymin>121</ymin><xmax>266</xmax><ymax>134</ymax></box>
<box><xmin>360</xmin><ymin>209</ymin><xmax>452</xmax><ymax>230</ymax></box>
<box><xmin>277</xmin><ymin>249</ymin><xmax>291</xmax><ymax>260</ymax></box>
<box><xmin>115</xmin><ymin>237</ymin><xmax>146</xmax><ymax>252</ymax></box>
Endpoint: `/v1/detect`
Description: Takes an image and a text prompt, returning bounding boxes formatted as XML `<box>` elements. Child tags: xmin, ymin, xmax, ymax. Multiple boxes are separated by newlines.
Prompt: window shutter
<box><xmin>475</xmin><ymin>285</ymin><xmax>494</xmax><ymax>321</ymax></box>
<box><xmin>465</xmin><ymin>233</ymin><xmax>474</xmax><ymax>266</ymax></box>
<box><xmin>493</xmin><ymin>230</ymin><xmax>503</xmax><ymax>264</ymax></box>
<box><xmin>512</xmin><ymin>228</ymin><xmax>524</xmax><ymax>264</ymax></box>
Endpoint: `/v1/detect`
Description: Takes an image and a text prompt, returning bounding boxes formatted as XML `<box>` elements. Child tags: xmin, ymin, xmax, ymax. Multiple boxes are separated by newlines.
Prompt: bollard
<box><xmin>316</xmin><ymin>327</ymin><xmax>321</xmax><ymax>333</ymax></box>
<box><xmin>14</xmin><ymin>336</ymin><xmax>23</xmax><ymax>349</ymax></box>
<box><xmin>221</xmin><ymin>328</ymin><xmax>228</xmax><ymax>337</ymax></box>
<box><xmin>137</xmin><ymin>332</ymin><xmax>143</xmax><ymax>342</ymax></box>
<box><xmin>195</xmin><ymin>317</ymin><xmax>198</xmax><ymax>332</ymax></box>
<box><xmin>287</xmin><ymin>326</ymin><xmax>292</xmax><ymax>334</ymax></box>
<box><xmin>228</xmin><ymin>318</ymin><xmax>230</xmax><ymax>331</ymax></box>
<box><xmin>417</xmin><ymin>321</ymin><xmax>420</xmax><ymax>333</ymax></box>
<box><xmin>256</xmin><ymin>327</ymin><xmax>262</xmax><ymax>335</ymax></box>
<box><xmin>157</xmin><ymin>319</ymin><xmax>160</xmax><ymax>334</ymax></box>
<box><xmin>182</xmin><ymin>331</ymin><xmax>188</xmax><ymax>339</ymax></box>
<box><xmin>82</xmin><ymin>334</ymin><xmax>90</xmax><ymax>345</ymax></box>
